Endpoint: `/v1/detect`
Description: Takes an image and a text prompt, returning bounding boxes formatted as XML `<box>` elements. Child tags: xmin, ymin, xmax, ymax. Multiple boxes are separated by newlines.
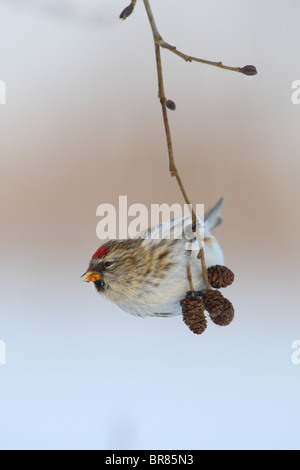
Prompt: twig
<box><xmin>157</xmin><ymin>40</ymin><xmax>256</xmax><ymax>74</ymax></box>
<box><xmin>154</xmin><ymin>43</ymin><xmax>176</xmax><ymax>175</ymax></box>
<box><xmin>144</xmin><ymin>0</ymin><xmax>212</xmax><ymax>290</ymax></box>
<box><xmin>186</xmin><ymin>264</ymin><xmax>194</xmax><ymax>292</ymax></box>
<box><xmin>143</xmin><ymin>0</ymin><xmax>257</xmax><ymax>76</ymax></box>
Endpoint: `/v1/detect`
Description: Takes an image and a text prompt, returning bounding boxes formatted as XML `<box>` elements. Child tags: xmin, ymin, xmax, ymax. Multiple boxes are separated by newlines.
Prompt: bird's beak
<box><xmin>81</xmin><ymin>270</ymin><xmax>101</xmax><ymax>283</ymax></box>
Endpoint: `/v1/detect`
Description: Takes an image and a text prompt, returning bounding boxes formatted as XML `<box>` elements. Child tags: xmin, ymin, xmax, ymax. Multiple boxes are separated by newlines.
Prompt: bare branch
<box><xmin>120</xmin><ymin>0</ymin><xmax>257</xmax><ymax>291</ymax></box>
<box><xmin>142</xmin><ymin>0</ymin><xmax>212</xmax><ymax>289</ymax></box>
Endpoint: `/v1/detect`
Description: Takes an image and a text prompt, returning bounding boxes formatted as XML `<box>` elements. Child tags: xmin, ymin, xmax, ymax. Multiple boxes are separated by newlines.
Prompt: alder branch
<box><xmin>154</xmin><ymin>32</ymin><xmax>211</xmax><ymax>289</ymax></box>
<box><xmin>144</xmin><ymin>0</ymin><xmax>217</xmax><ymax>290</ymax></box>
<box><xmin>142</xmin><ymin>0</ymin><xmax>257</xmax><ymax>76</ymax></box>
<box><xmin>156</xmin><ymin>39</ymin><xmax>257</xmax><ymax>75</ymax></box>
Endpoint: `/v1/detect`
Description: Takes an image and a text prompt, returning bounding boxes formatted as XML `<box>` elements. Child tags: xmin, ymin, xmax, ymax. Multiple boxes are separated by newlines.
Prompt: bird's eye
<box><xmin>104</xmin><ymin>261</ymin><xmax>113</xmax><ymax>267</ymax></box>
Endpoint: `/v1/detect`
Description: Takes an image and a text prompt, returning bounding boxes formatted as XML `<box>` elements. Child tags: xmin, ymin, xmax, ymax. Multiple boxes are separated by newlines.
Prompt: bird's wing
<box><xmin>204</xmin><ymin>197</ymin><xmax>224</xmax><ymax>233</ymax></box>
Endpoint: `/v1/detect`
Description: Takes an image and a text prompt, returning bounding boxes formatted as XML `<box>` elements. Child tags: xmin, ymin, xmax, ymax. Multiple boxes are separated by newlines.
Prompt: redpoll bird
<box><xmin>81</xmin><ymin>198</ymin><xmax>224</xmax><ymax>317</ymax></box>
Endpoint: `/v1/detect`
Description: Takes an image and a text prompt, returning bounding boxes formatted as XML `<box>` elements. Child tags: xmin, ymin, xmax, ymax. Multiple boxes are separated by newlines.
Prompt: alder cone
<box><xmin>201</xmin><ymin>289</ymin><xmax>225</xmax><ymax>316</ymax></box>
<box><xmin>181</xmin><ymin>292</ymin><xmax>207</xmax><ymax>335</ymax></box>
<box><xmin>207</xmin><ymin>265</ymin><xmax>235</xmax><ymax>289</ymax></box>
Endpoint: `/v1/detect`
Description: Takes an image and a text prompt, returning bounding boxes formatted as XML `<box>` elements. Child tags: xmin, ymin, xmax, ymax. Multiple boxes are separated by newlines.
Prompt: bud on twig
<box><xmin>241</xmin><ymin>65</ymin><xmax>257</xmax><ymax>76</ymax></box>
<box><xmin>120</xmin><ymin>2</ymin><xmax>135</xmax><ymax>20</ymax></box>
<box><xmin>207</xmin><ymin>265</ymin><xmax>235</xmax><ymax>289</ymax></box>
<box><xmin>166</xmin><ymin>99</ymin><xmax>176</xmax><ymax>111</ymax></box>
<box><xmin>181</xmin><ymin>291</ymin><xmax>207</xmax><ymax>335</ymax></box>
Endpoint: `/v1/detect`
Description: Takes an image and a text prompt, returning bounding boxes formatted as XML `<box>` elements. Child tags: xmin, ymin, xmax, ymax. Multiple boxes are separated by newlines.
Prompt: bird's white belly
<box><xmin>103</xmin><ymin>236</ymin><xmax>224</xmax><ymax>318</ymax></box>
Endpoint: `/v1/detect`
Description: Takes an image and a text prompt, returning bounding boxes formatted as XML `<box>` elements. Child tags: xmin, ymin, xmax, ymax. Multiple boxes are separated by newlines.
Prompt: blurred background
<box><xmin>0</xmin><ymin>0</ymin><xmax>299</xmax><ymax>450</ymax></box>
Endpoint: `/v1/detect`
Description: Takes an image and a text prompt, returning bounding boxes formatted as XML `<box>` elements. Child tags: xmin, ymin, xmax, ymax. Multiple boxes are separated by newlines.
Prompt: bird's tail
<box><xmin>204</xmin><ymin>197</ymin><xmax>224</xmax><ymax>233</ymax></box>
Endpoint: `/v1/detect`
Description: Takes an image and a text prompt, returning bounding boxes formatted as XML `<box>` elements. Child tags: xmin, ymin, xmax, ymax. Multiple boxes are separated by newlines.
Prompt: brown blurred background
<box><xmin>0</xmin><ymin>0</ymin><xmax>299</xmax><ymax>450</ymax></box>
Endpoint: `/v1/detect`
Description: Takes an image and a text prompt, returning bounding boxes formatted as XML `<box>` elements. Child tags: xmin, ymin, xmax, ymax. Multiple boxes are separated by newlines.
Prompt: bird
<box><xmin>81</xmin><ymin>198</ymin><xmax>224</xmax><ymax>317</ymax></box>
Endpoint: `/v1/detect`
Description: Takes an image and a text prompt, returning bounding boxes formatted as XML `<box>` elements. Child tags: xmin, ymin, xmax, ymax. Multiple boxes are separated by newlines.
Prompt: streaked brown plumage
<box><xmin>82</xmin><ymin>198</ymin><xmax>225</xmax><ymax>317</ymax></box>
